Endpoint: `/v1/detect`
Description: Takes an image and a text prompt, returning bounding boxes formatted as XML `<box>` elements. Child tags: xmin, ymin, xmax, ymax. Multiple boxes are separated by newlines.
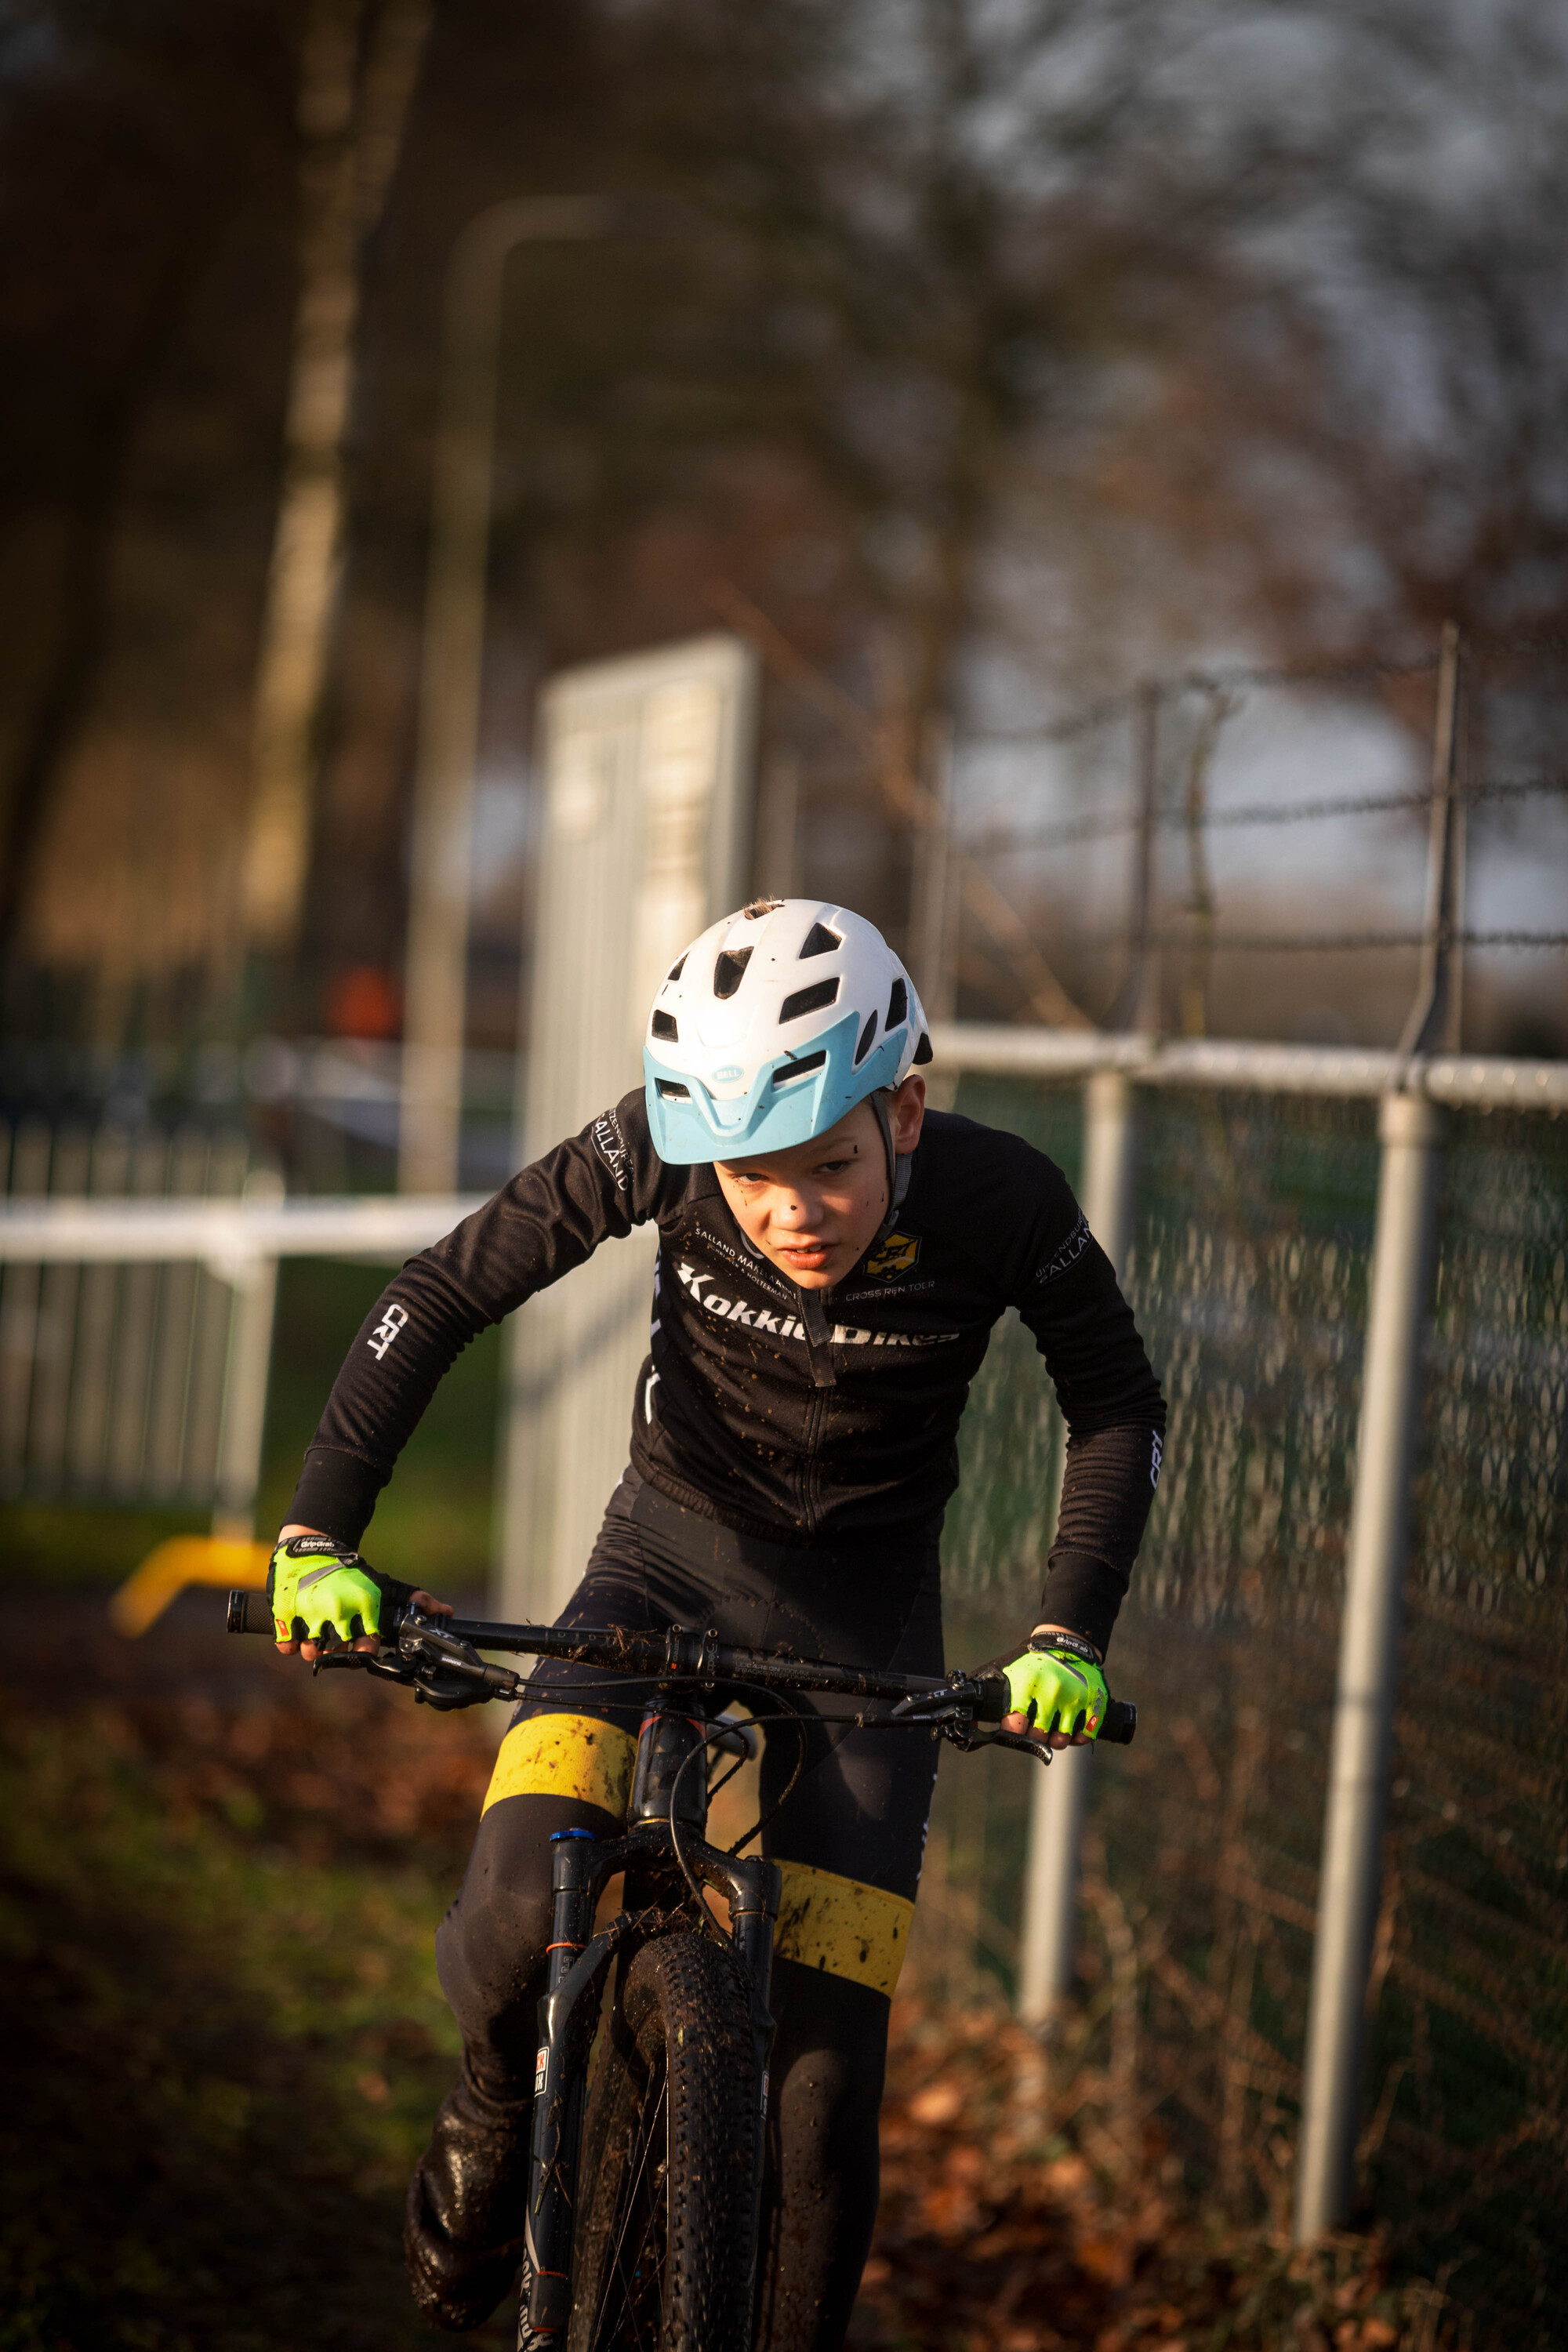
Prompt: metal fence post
<box><xmin>211</xmin><ymin>1253</ymin><xmax>280</xmax><ymax>1541</ymax></box>
<box><xmin>1112</xmin><ymin>683</ymin><xmax>1162</xmax><ymax>1033</ymax></box>
<box><xmin>1018</xmin><ymin>1068</ymin><xmax>1140</xmax><ymax>2027</ymax></box>
<box><xmin>209</xmin><ymin>1171</ymin><xmax>285</xmax><ymax>1543</ymax></box>
<box><xmin>1398</xmin><ymin>623</ymin><xmax>1465</xmax><ymax>1060</ymax></box>
<box><xmin>1294</xmin><ymin>1088</ymin><xmax>1446</xmax><ymax>2239</ymax></box>
<box><xmin>911</xmin><ymin>716</ymin><xmax>956</xmax><ymax>1024</ymax></box>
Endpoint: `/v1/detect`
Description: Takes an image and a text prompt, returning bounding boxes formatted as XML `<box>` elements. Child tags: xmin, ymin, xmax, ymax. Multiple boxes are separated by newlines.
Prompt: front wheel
<box><xmin>564</xmin><ymin>1931</ymin><xmax>760</xmax><ymax>2352</ymax></box>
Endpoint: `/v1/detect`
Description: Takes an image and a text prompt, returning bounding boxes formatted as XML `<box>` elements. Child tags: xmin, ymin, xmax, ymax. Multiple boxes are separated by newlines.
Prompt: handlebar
<box><xmin>226</xmin><ymin>1588</ymin><xmax>1136</xmax><ymax>1748</ymax></box>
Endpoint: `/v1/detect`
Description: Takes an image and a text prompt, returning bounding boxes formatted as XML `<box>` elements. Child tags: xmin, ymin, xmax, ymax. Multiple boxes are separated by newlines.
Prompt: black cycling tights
<box><xmin>434</xmin><ymin>1468</ymin><xmax>944</xmax><ymax>2352</ymax></box>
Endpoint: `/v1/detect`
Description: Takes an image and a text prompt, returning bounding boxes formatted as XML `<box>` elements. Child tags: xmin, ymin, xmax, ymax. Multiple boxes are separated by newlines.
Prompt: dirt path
<box><xmin>0</xmin><ymin>1587</ymin><xmax>1427</xmax><ymax>2352</ymax></box>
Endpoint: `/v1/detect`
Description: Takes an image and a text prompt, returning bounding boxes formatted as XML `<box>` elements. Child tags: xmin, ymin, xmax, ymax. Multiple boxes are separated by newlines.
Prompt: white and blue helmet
<box><xmin>643</xmin><ymin>898</ymin><xmax>932</xmax><ymax>1165</ymax></box>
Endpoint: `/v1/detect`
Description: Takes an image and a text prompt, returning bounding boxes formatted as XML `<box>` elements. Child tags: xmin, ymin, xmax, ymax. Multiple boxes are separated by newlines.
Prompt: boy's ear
<box><xmin>891</xmin><ymin>1073</ymin><xmax>927</xmax><ymax>1152</ymax></box>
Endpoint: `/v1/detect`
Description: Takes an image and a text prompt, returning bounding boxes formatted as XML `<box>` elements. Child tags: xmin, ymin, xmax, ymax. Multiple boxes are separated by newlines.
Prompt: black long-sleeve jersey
<box><xmin>289</xmin><ymin>1091</ymin><xmax>1166</xmax><ymax>1653</ymax></box>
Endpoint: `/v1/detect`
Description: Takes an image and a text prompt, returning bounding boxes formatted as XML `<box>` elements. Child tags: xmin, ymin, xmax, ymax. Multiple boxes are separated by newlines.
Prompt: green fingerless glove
<box><xmin>267</xmin><ymin>1535</ymin><xmax>408</xmax><ymax>1646</ymax></box>
<box><xmin>1003</xmin><ymin>1630</ymin><xmax>1109</xmax><ymax>1740</ymax></box>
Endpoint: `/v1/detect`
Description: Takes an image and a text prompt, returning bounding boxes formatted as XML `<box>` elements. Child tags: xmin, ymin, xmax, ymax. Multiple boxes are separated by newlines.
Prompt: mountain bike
<box><xmin>228</xmin><ymin>1588</ymin><xmax>1134</xmax><ymax>2352</ymax></box>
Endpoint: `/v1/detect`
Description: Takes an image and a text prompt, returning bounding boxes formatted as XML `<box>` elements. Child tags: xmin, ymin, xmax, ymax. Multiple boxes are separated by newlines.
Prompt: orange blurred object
<box><xmin>325</xmin><ymin>964</ymin><xmax>402</xmax><ymax>1039</ymax></box>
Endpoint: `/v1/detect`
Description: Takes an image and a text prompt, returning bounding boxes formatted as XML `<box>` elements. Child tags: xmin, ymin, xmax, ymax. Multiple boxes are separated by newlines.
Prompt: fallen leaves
<box><xmin>853</xmin><ymin>1996</ymin><xmax>1465</xmax><ymax>2351</ymax></box>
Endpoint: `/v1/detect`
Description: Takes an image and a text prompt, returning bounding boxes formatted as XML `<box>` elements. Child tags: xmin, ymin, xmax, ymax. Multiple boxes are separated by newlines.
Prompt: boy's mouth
<box><xmin>776</xmin><ymin>1239</ymin><xmax>833</xmax><ymax>1271</ymax></box>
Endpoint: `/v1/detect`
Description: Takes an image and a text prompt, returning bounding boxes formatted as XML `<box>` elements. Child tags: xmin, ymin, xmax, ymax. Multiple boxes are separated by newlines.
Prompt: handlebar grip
<box><xmin>227</xmin><ymin>1588</ymin><xmax>274</xmax><ymax>1635</ymax></box>
<box><xmin>1100</xmin><ymin>1697</ymin><xmax>1136</xmax><ymax>1745</ymax></box>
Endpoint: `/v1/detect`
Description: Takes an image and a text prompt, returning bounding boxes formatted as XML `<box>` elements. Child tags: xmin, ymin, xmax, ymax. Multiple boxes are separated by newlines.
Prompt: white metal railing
<box><xmin>929</xmin><ymin>1022</ymin><xmax>1568</xmax><ymax>1109</ymax></box>
<box><xmin>0</xmin><ymin>1191</ymin><xmax>488</xmax><ymax>1270</ymax></box>
<box><xmin>0</xmin><ymin>1181</ymin><xmax>484</xmax><ymax>1537</ymax></box>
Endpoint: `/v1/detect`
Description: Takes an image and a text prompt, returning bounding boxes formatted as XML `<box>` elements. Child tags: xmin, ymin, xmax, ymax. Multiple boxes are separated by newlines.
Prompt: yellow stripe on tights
<box><xmin>772</xmin><ymin>1860</ymin><xmax>914</xmax><ymax>1997</ymax></box>
<box><xmin>481</xmin><ymin>1713</ymin><xmax>637</xmax><ymax>1820</ymax></box>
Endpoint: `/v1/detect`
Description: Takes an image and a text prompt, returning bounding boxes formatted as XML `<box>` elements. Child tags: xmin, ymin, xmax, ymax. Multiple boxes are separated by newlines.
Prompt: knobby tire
<box><xmin>564</xmin><ymin>1932</ymin><xmax>760</xmax><ymax>2352</ymax></box>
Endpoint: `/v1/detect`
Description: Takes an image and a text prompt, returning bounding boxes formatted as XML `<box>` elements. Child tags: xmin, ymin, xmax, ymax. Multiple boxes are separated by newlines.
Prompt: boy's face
<box><xmin>713</xmin><ymin>1076</ymin><xmax>926</xmax><ymax>1290</ymax></box>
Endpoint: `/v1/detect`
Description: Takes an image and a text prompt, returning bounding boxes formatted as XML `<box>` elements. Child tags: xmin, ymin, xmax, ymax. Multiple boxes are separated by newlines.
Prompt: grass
<box><xmin>0</xmin><ymin>1668</ymin><xmax>505</xmax><ymax>2351</ymax></box>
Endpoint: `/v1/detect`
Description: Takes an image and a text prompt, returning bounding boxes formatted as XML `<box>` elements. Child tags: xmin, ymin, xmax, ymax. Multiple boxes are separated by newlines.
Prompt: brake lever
<box><xmin>304</xmin><ymin>1616</ymin><xmax>521</xmax><ymax>1709</ymax></box>
<box><xmin>941</xmin><ymin>1719</ymin><xmax>1053</xmax><ymax>1766</ymax></box>
<box><xmin>394</xmin><ymin>1616</ymin><xmax>524</xmax><ymax>1708</ymax></box>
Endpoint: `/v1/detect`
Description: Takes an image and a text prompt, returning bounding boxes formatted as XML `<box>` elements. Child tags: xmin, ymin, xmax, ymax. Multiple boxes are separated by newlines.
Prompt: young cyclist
<box><xmin>267</xmin><ymin>897</ymin><xmax>1165</xmax><ymax>2350</ymax></box>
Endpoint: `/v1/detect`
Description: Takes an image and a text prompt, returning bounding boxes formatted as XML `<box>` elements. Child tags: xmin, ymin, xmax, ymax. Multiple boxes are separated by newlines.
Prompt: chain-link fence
<box><xmin>920</xmin><ymin>1073</ymin><xmax>1567</xmax><ymax>2343</ymax></box>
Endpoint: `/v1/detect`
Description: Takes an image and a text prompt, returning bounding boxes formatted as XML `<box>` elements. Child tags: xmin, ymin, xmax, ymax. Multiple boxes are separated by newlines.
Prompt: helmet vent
<box><xmin>799</xmin><ymin>922</ymin><xmax>840</xmax><ymax>959</ymax></box>
<box><xmin>655</xmin><ymin>1077</ymin><xmax>691</xmax><ymax>1101</ymax></box>
<box><xmin>666</xmin><ymin>955</ymin><xmax>686</xmax><ymax>983</ymax></box>
<box><xmin>772</xmin><ymin>1049</ymin><xmax>827</xmax><ymax>1087</ymax></box>
<box><xmin>886</xmin><ymin>977</ymin><xmax>908</xmax><ymax>1029</ymax></box>
<box><xmin>652</xmin><ymin>1011</ymin><xmax>678</xmax><ymax>1042</ymax></box>
<box><xmin>742</xmin><ymin>896</ymin><xmax>783</xmax><ymax>919</ymax></box>
<box><xmin>779</xmin><ymin>978</ymin><xmax>839</xmax><ymax>1023</ymax></box>
<box><xmin>854</xmin><ymin>1012</ymin><xmax>877</xmax><ymax>1064</ymax></box>
<box><xmin>713</xmin><ymin>947</ymin><xmax>753</xmax><ymax>999</ymax></box>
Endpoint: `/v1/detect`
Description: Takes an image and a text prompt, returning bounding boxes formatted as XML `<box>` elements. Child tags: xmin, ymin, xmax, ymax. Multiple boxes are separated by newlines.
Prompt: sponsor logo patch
<box><xmin>864</xmin><ymin>1229</ymin><xmax>921</xmax><ymax>1283</ymax></box>
<box><xmin>1033</xmin><ymin>1212</ymin><xmax>1091</xmax><ymax>1287</ymax></box>
<box><xmin>673</xmin><ymin>1261</ymin><xmax>956</xmax><ymax>1348</ymax></box>
<box><xmin>366</xmin><ymin>1301</ymin><xmax>408</xmax><ymax>1360</ymax></box>
<box><xmin>590</xmin><ymin>1109</ymin><xmax>630</xmax><ymax>1190</ymax></box>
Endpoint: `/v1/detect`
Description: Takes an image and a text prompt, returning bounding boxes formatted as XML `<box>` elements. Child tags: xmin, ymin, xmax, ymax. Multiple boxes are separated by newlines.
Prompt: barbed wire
<box><xmin>960</xmin><ymin>775</ymin><xmax>1568</xmax><ymax>858</ymax></box>
<box><xmin>970</xmin><ymin>654</ymin><xmax>1443</xmax><ymax>746</ymax></box>
<box><xmin>965</xmin><ymin>633</ymin><xmax>1567</xmax><ymax>749</ymax></box>
<box><xmin>1075</xmin><ymin>927</ymin><xmax>1568</xmax><ymax>955</ymax></box>
<box><xmin>1468</xmin><ymin>633</ymin><xmax>1568</xmax><ymax>662</ymax></box>
<box><xmin>1200</xmin><ymin>776</ymin><xmax>1566</xmax><ymax>829</ymax></box>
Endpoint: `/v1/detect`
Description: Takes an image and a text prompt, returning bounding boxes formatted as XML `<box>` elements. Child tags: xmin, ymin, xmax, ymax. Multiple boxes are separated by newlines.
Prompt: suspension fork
<box><xmin>525</xmin><ymin>1828</ymin><xmax>610</xmax><ymax>2338</ymax></box>
<box><xmin>709</xmin><ymin>1848</ymin><xmax>782</xmax><ymax>2325</ymax></box>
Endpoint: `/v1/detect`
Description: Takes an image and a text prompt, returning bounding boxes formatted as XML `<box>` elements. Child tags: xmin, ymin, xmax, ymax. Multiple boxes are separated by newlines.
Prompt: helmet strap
<box><xmin>869</xmin><ymin>1091</ymin><xmax>913</xmax><ymax>1242</ymax></box>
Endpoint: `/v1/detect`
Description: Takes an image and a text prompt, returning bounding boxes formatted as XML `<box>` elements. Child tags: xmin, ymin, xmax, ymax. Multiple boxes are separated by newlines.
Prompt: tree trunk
<box><xmin>0</xmin><ymin>238</ymin><xmax>212</xmax><ymax>971</ymax></box>
<box><xmin>238</xmin><ymin>0</ymin><xmax>430</xmax><ymax>962</ymax></box>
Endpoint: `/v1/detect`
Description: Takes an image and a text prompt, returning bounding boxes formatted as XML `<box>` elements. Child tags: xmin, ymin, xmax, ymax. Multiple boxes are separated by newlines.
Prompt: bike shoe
<box><xmin>404</xmin><ymin>2055</ymin><xmax>533</xmax><ymax>2331</ymax></box>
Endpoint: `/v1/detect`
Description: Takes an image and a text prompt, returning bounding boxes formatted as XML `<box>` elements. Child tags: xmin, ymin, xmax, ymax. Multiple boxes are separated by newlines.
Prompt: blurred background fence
<box><xmin>0</xmin><ymin>1138</ymin><xmax>481</xmax><ymax>1553</ymax></box>
<box><xmin>0</xmin><ymin>1116</ymin><xmax>262</xmax><ymax>1515</ymax></box>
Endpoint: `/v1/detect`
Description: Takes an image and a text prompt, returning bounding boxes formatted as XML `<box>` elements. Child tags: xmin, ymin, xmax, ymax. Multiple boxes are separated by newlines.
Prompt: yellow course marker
<box><xmin>110</xmin><ymin>1537</ymin><xmax>273</xmax><ymax>1638</ymax></box>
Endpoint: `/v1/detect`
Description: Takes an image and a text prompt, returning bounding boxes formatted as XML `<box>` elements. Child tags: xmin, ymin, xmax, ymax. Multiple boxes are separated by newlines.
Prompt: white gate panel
<box><xmin>499</xmin><ymin>634</ymin><xmax>757</xmax><ymax>1620</ymax></box>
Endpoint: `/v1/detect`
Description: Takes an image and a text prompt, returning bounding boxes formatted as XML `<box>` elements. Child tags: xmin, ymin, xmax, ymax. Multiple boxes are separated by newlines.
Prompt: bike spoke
<box><xmin>592</xmin><ymin>2058</ymin><xmax>669</xmax><ymax>2350</ymax></box>
<box><xmin>613</xmin><ymin>2079</ymin><xmax>667</xmax><ymax>2346</ymax></box>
